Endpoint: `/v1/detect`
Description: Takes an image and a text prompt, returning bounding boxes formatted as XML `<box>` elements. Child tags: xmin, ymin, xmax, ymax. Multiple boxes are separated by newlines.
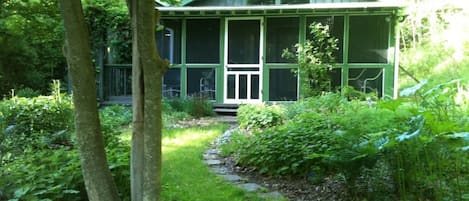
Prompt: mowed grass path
<box><xmin>155</xmin><ymin>124</ymin><xmax>269</xmax><ymax>201</ymax></box>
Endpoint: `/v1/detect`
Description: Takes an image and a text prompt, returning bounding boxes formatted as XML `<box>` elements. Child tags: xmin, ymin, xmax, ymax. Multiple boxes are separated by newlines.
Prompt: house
<box><xmin>100</xmin><ymin>0</ymin><xmax>403</xmax><ymax>105</ymax></box>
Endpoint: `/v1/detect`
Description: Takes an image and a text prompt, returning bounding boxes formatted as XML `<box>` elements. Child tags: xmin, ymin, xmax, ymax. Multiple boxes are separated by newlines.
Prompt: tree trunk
<box><xmin>59</xmin><ymin>1</ymin><xmax>121</xmax><ymax>201</ymax></box>
<box><xmin>127</xmin><ymin>1</ymin><xmax>145</xmax><ymax>201</ymax></box>
<box><xmin>128</xmin><ymin>0</ymin><xmax>169</xmax><ymax>200</ymax></box>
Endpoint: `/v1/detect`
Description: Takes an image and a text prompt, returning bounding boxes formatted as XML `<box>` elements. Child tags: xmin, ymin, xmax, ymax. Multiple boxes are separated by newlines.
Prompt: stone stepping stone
<box><xmin>206</xmin><ymin>149</ymin><xmax>220</xmax><ymax>155</ymax></box>
<box><xmin>210</xmin><ymin>167</ymin><xmax>229</xmax><ymax>175</ymax></box>
<box><xmin>203</xmin><ymin>153</ymin><xmax>220</xmax><ymax>160</ymax></box>
<box><xmin>258</xmin><ymin>191</ymin><xmax>284</xmax><ymax>200</ymax></box>
<box><xmin>237</xmin><ymin>183</ymin><xmax>264</xmax><ymax>192</ymax></box>
<box><xmin>221</xmin><ymin>174</ymin><xmax>243</xmax><ymax>182</ymax></box>
<box><xmin>205</xmin><ymin>159</ymin><xmax>223</xmax><ymax>166</ymax></box>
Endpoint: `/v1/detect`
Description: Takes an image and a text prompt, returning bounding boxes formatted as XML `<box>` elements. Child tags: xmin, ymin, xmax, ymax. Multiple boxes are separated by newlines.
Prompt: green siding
<box><xmin>216</xmin><ymin>17</ymin><xmax>225</xmax><ymax>103</ymax></box>
<box><xmin>181</xmin><ymin>18</ymin><xmax>187</xmax><ymax>97</ymax></box>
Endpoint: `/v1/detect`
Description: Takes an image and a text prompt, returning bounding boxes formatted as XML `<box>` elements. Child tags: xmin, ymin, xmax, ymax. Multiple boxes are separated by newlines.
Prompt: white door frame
<box><xmin>223</xmin><ymin>17</ymin><xmax>263</xmax><ymax>104</ymax></box>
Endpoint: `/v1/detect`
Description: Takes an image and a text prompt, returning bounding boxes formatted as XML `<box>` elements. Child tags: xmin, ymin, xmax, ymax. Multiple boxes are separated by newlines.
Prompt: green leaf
<box><xmin>14</xmin><ymin>186</ymin><xmax>30</xmax><ymax>198</ymax></box>
<box><xmin>396</xmin><ymin>115</ymin><xmax>425</xmax><ymax>142</ymax></box>
<box><xmin>399</xmin><ymin>80</ymin><xmax>428</xmax><ymax>97</ymax></box>
<box><xmin>462</xmin><ymin>194</ymin><xmax>469</xmax><ymax>200</ymax></box>
<box><xmin>63</xmin><ymin>189</ymin><xmax>80</xmax><ymax>194</ymax></box>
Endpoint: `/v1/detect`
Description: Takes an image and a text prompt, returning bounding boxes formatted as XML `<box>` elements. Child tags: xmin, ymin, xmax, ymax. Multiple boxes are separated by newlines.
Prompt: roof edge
<box><xmin>157</xmin><ymin>2</ymin><xmax>405</xmax><ymax>11</ymax></box>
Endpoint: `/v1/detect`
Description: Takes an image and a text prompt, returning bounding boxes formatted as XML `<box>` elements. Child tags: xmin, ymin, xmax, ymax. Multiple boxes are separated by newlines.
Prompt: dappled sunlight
<box><xmin>163</xmin><ymin>129</ymin><xmax>218</xmax><ymax>155</ymax></box>
<box><xmin>117</xmin><ymin>127</ymin><xmax>221</xmax><ymax>156</ymax></box>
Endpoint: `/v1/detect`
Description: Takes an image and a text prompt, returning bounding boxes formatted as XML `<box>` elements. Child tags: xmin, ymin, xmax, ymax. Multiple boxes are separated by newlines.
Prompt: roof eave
<box><xmin>157</xmin><ymin>2</ymin><xmax>404</xmax><ymax>11</ymax></box>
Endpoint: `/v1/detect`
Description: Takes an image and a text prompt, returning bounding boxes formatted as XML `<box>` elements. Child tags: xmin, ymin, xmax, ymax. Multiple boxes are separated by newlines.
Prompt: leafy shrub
<box><xmin>237</xmin><ymin>104</ymin><xmax>284</xmax><ymax>130</ymax></box>
<box><xmin>282</xmin><ymin>22</ymin><xmax>338</xmax><ymax>97</ymax></box>
<box><xmin>166</xmin><ymin>96</ymin><xmax>214</xmax><ymax>118</ymax></box>
<box><xmin>235</xmin><ymin>98</ymin><xmax>409</xmax><ymax>180</ymax></box>
<box><xmin>0</xmin><ymin>95</ymin><xmax>74</xmax><ymax>160</ymax></box>
<box><xmin>232</xmin><ymin>82</ymin><xmax>469</xmax><ymax>200</ymax></box>
<box><xmin>0</xmin><ymin>135</ymin><xmax>131</xmax><ymax>201</ymax></box>
<box><xmin>218</xmin><ymin>130</ymin><xmax>252</xmax><ymax>157</ymax></box>
<box><xmin>100</xmin><ymin>105</ymin><xmax>132</xmax><ymax>127</ymax></box>
<box><xmin>15</xmin><ymin>87</ymin><xmax>41</xmax><ymax>98</ymax></box>
<box><xmin>0</xmin><ymin>148</ymin><xmax>86</xmax><ymax>201</ymax></box>
<box><xmin>0</xmin><ymin>96</ymin><xmax>132</xmax><ymax>201</ymax></box>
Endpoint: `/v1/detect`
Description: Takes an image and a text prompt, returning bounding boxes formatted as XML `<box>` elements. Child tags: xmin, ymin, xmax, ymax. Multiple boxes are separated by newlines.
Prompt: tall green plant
<box><xmin>282</xmin><ymin>22</ymin><xmax>338</xmax><ymax>97</ymax></box>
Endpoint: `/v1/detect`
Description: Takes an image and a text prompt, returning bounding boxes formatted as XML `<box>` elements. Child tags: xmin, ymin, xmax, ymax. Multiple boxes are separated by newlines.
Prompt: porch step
<box><xmin>213</xmin><ymin>104</ymin><xmax>239</xmax><ymax>116</ymax></box>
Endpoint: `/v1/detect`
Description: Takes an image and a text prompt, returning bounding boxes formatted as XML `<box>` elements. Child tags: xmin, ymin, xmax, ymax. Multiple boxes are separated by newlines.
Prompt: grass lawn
<box><xmin>123</xmin><ymin>124</ymin><xmax>273</xmax><ymax>201</ymax></box>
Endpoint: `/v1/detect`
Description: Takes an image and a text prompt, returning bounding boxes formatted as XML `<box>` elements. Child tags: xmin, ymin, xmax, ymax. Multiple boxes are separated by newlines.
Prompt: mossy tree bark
<box><xmin>59</xmin><ymin>1</ymin><xmax>121</xmax><ymax>201</ymax></box>
<box><xmin>127</xmin><ymin>0</ymin><xmax>169</xmax><ymax>201</ymax></box>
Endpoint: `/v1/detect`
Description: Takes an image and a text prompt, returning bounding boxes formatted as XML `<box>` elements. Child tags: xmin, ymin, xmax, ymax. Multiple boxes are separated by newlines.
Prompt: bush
<box><xmin>166</xmin><ymin>96</ymin><xmax>214</xmax><ymax>118</ymax></box>
<box><xmin>235</xmin><ymin>98</ymin><xmax>408</xmax><ymax>179</ymax></box>
<box><xmin>0</xmin><ymin>95</ymin><xmax>74</xmax><ymax>160</ymax></box>
<box><xmin>15</xmin><ymin>87</ymin><xmax>41</xmax><ymax>98</ymax></box>
<box><xmin>100</xmin><ymin>105</ymin><xmax>132</xmax><ymax>128</ymax></box>
<box><xmin>237</xmin><ymin>104</ymin><xmax>284</xmax><ymax>130</ymax></box>
<box><xmin>231</xmin><ymin>84</ymin><xmax>469</xmax><ymax>200</ymax></box>
<box><xmin>0</xmin><ymin>148</ymin><xmax>85</xmax><ymax>201</ymax></box>
<box><xmin>0</xmin><ymin>97</ymin><xmax>132</xmax><ymax>201</ymax></box>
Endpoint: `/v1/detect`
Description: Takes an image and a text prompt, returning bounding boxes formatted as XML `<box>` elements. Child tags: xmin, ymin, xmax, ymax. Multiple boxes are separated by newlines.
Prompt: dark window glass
<box><xmin>251</xmin><ymin>75</ymin><xmax>260</xmax><ymax>99</ymax></box>
<box><xmin>266</xmin><ymin>17</ymin><xmax>299</xmax><ymax>63</ymax></box>
<box><xmin>157</xmin><ymin>19</ymin><xmax>181</xmax><ymax>64</ymax></box>
<box><xmin>306</xmin><ymin>16</ymin><xmax>344</xmax><ymax>63</ymax></box>
<box><xmin>348</xmin><ymin>68</ymin><xmax>383</xmax><ymax>97</ymax></box>
<box><xmin>187</xmin><ymin>68</ymin><xmax>216</xmax><ymax>100</ymax></box>
<box><xmin>282</xmin><ymin>0</ymin><xmax>309</xmax><ymax>4</ymax></box>
<box><xmin>247</xmin><ymin>0</ymin><xmax>275</xmax><ymax>5</ymax></box>
<box><xmin>269</xmin><ymin>69</ymin><xmax>298</xmax><ymax>101</ymax></box>
<box><xmin>186</xmin><ymin>19</ymin><xmax>220</xmax><ymax>63</ymax></box>
<box><xmin>329</xmin><ymin>68</ymin><xmax>342</xmax><ymax>91</ymax></box>
<box><xmin>163</xmin><ymin>68</ymin><xmax>181</xmax><ymax>98</ymax></box>
<box><xmin>239</xmin><ymin>74</ymin><xmax>248</xmax><ymax>99</ymax></box>
<box><xmin>228</xmin><ymin>20</ymin><xmax>260</xmax><ymax>64</ymax></box>
<box><xmin>227</xmin><ymin>75</ymin><xmax>235</xmax><ymax>99</ymax></box>
<box><xmin>349</xmin><ymin>16</ymin><xmax>389</xmax><ymax>63</ymax></box>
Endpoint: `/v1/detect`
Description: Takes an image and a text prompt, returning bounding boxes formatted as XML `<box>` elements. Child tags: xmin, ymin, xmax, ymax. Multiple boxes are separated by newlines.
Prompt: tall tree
<box><xmin>127</xmin><ymin>0</ymin><xmax>169</xmax><ymax>200</ymax></box>
<box><xmin>59</xmin><ymin>0</ymin><xmax>121</xmax><ymax>200</ymax></box>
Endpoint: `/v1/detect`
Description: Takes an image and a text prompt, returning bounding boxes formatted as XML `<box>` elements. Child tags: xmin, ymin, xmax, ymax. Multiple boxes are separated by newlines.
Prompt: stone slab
<box><xmin>210</xmin><ymin>167</ymin><xmax>229</xmax><ymax>175</ymax></box>
<box><xmin>238</xmin><ymin>183</ymin><xmax>264</xmax><ymax>192</ymax></box>
<box><xmin>205</xmin><ymin>159</ymin><xmax>223</xmax><ymax>166</ymax></box>
<box><xmin>221</xmin><ymin>174</ymin><xmax>243</xmax><ymax>182</ymax></box>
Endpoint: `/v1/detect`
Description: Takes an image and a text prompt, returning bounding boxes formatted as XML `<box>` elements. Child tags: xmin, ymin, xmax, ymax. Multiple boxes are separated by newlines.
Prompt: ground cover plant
<box><xmin>225</xmin><ymin>82</ymin><xmax>469</xmax><ymax>200</ymax></box>
<box><xmin>0</xmin><ymin>88</ymin><xmax>266</xmax><ymax>200</ymax></box>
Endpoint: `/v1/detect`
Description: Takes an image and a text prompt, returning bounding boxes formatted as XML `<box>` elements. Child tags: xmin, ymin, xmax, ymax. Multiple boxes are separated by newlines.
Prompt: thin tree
<box><xmin>59</xmin><ymin>0</ymin><xmax>121</xmax><ymax>200</ymax></box>
<box><xmin>127</xmin><ymin>0</ymin><xmax>169</xmax><ymax>201</ymax></box>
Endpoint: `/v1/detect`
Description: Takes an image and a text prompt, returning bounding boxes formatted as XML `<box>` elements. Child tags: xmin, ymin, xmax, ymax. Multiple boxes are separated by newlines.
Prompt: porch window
<box><xmin>157</xmin><ymin>19</ymin><xmax>181</xmax><ymax>64</ymax></box>
<box><xmin>266</xmin><ymin>17</ymin><xmax>300</xmax><ymax>63</ymax></box>
<box><xmin>349</xmin><ymin>15</ymin><xmax>389</xmax><ymax>63</ymax></box>
<box><xmin>187</xmin><ymin>68</ymin><xmax>216</xmax><ymax>100</ymax></box>
<box><xmin>247</xmin><ymin>0</ymin><xmax>275</xmax><ymax>5</ymax></box>
<box><xmin>163</xmin><ymin>68</ymin><xmax>181</xmax><ymax>98</ymax></box>
<box><xmin>281</xmin><ymin>0</ymin><xmax>309</xmax><ymax>4</ymax></box>
<box><xmin>186</xmin><ymin>19</ymin><xmax>220</xmax><ymax>64</ymax></box>
<box><xmin>348</xmin><ymin>68</ymin><xmax>383</xmax><ymax>97</ymax></box>
<box><xmin>269</xmin><ymin>69</ymin><xmax>297</xmax><ymax>101</ymax></box>
<box><xmin>306</xmin><ymin>16</ymin><xmax>344</xmax><ymax>63</ymax></box>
